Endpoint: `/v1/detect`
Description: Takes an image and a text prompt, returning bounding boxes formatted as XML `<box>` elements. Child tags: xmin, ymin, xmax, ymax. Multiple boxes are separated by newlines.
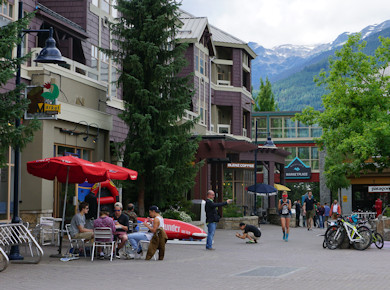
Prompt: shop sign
<box><xmin>227</xmin><ymin>163</ymin><xmax>254</xmax><ymax>169</ymax></box>
<box><xmin>285</xmin><ymin>157</ymin><xmax>311</xmax><ymax>179</ymax></box>
<box><xmin>368</xmin><ymin>186</ymin><xmax>390</xmax><ymax>193</ymax></box>
<box><xmin>24</xmin><ymin>83</ymin><xmax>61</xmax><ymax>120</ymax></box>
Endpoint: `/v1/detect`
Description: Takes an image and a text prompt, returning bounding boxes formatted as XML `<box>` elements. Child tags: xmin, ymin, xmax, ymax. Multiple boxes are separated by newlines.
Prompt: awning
<box><xmin>274</xmin><ymin>184</ymin><xmax>291</xmax><ymax>191</ymax></box>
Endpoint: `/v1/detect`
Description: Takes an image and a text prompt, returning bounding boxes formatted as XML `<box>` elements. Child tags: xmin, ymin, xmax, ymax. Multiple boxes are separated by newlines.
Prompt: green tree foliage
<box><xmin>0</xmin><ymin>13</ymin><xmax>40</xmax><ymax>167</ymax></box>
<box><xmin>107</xmin><ymin>0</ymin><xmax>199</xmax><ymax>215</ymax></box>
<box><xmin>253</xmin><ymin>77</ymin><xmax>278</xmax><ymax>111</ymax></box>
<box><xmin>296</xmin><ymin>34</ymin><xmax>390</xmax><ymax>192</ymax></box>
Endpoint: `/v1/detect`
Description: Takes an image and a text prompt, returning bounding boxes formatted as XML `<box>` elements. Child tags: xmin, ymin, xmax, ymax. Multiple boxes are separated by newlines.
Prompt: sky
<box><xmin>179</xmin><ymin>0</ymin><xmax>390</xmax><ymax>48</ymax></box>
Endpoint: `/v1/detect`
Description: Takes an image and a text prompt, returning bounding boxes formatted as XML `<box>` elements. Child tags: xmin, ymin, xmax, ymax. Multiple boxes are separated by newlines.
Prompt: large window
<box><xmin>264</xmin><ymin>116</ymin><xmax>322</xmax><ymax>139</ymax></box>
<box><xmin>283</xmin><ymin>146</ymin><xmax>319</xmax><ymax>171</ymax></box>
<box><xmin>0</xmin><ymin>148</ymin><xmax>14</xmax><ymax>222</ymax></box>
<box><xmin>91</xmin><ymin>0</ymin><xmax>117</xmax><ymax>17</ymax></box>
<box><xmin>1</xmin><ymin>1</ymin><xmax>13</xmax><ymax>19</ymax></box>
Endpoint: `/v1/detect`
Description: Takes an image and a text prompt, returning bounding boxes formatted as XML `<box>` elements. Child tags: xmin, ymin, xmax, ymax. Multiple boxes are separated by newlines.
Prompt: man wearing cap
<box><xmin>127</xmin><ymin>206</ymin><xmax>165</xmax><ymax>259</ymax></box>
<box><xmin>111</xmin><ymin>202</ymin><xmax>129</xmax><ymax>258</ymax></box>
<box><xmin>205</xmin><ymin>190</ymin><xmax>232</xmax><ymax>250</ymax></box>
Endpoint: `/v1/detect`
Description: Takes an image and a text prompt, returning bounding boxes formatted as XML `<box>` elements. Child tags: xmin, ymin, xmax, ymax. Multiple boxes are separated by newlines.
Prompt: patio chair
<box><xmin>39</xmin><ymin>217</ymin><xmax>60</xmax><ymax>246</ymax></box>
<box><xmin>91</xmin><ymin>227</ymin><xmax>115</xmax><ymax>262</ymax></box>
<box><xmin>137</xmin><ymin>240</ymin><xmax>158</xmax><ymax>261</ymax></box>
<box><xmin>65</xmin><ymin>224</ymin><xmax>87</xmax><ymax>257</ymax></box>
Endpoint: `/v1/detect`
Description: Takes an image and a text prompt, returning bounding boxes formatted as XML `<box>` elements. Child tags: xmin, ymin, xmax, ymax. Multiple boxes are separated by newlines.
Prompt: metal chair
<box><xmin>65</xmin><ymin>224</ymin><xmax>87</xmax><ymax>257</ymax></box>
<box><xmin>39</xmin><ymin>217</ymin><xmax>60</xmax><ymax>246</ymax></box>
<box><xmin>137</xmin><ymin>240</ymin><xmax>157</xmax><ymax>261</ymax></box>
<box><xmin>91</xmin><ymin>227</ymin><xmax>115</xmax><ymax>261</ymax></box>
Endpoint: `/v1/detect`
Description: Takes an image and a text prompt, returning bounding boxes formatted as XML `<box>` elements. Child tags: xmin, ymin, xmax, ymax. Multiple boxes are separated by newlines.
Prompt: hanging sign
<box><xmin>24</xmin><ymin>83</ymin><xmax>61</xmax><ymax>119</ymax></box>
<box><xmin>285</xmin><ymin>157</ymin><xmax>311</xmax><ymax>179</ymax></box>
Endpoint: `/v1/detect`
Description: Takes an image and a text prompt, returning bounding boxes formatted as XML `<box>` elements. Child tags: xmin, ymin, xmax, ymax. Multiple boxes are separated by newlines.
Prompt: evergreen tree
<box><xmin>0</xmin><ymin>13</ymin><xmax>40</xmax><ymax>167</ymax></box>
<box><xmin>108</xmin><ymin>0</ymin><xmax>199</xmax><ymax>215</ymax></box>
<box><xmin>296</xmin><ymin>34</ymin><xmax>390</xmax><ymax>193</ymax></box>
<box><xmin>254</xmin><ymin>77</ymin><xmax>278</xmax><ymax>111</ymax></box>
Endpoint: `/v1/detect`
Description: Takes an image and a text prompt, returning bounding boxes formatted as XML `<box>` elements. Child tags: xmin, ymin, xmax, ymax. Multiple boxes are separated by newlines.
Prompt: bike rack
<box><xmin>0</xmin><ymin>223</ymin><xmax>44</xmax><ymax>272</ymax></box>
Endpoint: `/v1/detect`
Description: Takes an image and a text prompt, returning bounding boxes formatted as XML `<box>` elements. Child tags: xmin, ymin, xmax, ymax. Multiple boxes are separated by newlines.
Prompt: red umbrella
<box><xmin>27</xmin><ymin>155</ymin><xmax>109</xmax><ymax>183</ymax></box>
<box><xmin>93</xmin><ymin>161</ymin><xmax>138</xmax><ymax>216</ymax></box>
<box><xmin>94</xmin><ymin>161</ymin><xmax>138</xmax><ymax>181</ymax></box>
<box><xmin>27</xmin><ymin>155</ymin><xmax>109</xmax><ymax>257</ymax></box>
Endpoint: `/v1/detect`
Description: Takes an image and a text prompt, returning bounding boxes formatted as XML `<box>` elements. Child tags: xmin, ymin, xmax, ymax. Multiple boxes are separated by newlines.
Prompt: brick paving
<box><xmin>1</xmin><ymin>224</ymin><xmax>390</xmax><ymax>290</ymax></box>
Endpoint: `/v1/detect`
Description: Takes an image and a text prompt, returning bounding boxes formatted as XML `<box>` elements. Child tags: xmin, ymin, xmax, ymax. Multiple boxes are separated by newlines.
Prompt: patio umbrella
<box><xmin>93</xmin><ymin>161</ymin><xmax>138</xmax><ymax>216</ymax></box>
<box><xmin>274</xmin><ymin>184</ymin><xmax>291</xmax><ymax>191</ymax></box>
<box><xmin>247</xmin><ymin>183</ymin><xmax>278</xmax><ymax>196</ymax></box>
<box><xmin>27</xmin><ymin>156</ymin><xmax>109</xmax><ymax>257</ymax></box>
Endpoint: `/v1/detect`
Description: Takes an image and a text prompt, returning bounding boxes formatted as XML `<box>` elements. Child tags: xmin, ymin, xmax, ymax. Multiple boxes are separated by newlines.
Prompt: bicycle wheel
<box><xmin>374</xmin><ymin>232</ymin><xmax>384</xmax><ymax>249</ymax></box>
<box><xmin>353</xmin><ymin>226</ymin><xmax>372</xmax><ymax>251</ymax></box>
<box><xmin>325</xmin><ymin>225</ymin><xmax>343</xmax><ymax>250</ymax></box>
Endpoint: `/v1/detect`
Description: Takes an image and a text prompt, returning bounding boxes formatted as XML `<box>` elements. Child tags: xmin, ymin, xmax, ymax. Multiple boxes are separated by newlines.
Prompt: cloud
<box><xmin>180</xmin><ymin>0</ymin><xmax>390</xmax><ymax>48</ymax></box>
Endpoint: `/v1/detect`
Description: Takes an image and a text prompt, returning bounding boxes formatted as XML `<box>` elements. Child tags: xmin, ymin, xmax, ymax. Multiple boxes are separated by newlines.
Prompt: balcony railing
<box><xmin>217</xmin><ymin>80</ymin><xmax>231</xmax><ymax>86</ymax></box>
<box><xmin>217</xmin><ymin>124</ymin><xmax>230</xmax><ymax>134</ymax></box>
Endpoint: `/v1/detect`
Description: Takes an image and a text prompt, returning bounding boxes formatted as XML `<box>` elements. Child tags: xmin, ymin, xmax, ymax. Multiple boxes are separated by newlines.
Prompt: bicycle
<box><xmin>324</xmin><ymin>215</ymin><xmax>372</xmax><ymax>250</ymax></box>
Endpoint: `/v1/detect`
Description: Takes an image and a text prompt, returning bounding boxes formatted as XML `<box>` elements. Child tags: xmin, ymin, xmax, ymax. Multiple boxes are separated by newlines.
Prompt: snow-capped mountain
<box><xmin>250</xmin><ymin>20</ymin><xmax>390</xmax><ymax>89</ymax></box>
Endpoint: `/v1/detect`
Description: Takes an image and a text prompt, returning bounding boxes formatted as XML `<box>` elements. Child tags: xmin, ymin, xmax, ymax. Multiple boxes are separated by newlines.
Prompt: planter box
<box><xmin>217</xmin><ymin>216</ymin><xmax>258</xmax><ymax>230</ymax></box>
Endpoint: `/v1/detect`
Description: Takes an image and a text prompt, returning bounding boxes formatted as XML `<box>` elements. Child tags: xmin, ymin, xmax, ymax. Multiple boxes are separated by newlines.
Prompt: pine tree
<box><xmin>254</xmin><ymin>77</ymin><xmax>278</xmax><ymax>111</ymax></box>
<box><xmin>0</xmin><ymin>13</ymin><xmax>40</xmax><ymax>167</ymax></box>
<box><xmin>108</xmin><ymin>0</ymin><xmax>199</xmax><ymax>215</ymax></box>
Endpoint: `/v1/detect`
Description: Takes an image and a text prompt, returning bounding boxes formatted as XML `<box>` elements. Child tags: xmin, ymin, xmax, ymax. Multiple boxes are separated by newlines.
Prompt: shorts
<box><xmin>248</xmin><ymin>232</ymin><xmax>260</xmax><ymax>241</ymax></box>
<box><xmin>280</xmin><ymin>214</ymin><xmax>291</xmax><ymax>219</ymax></box>
<box><xmin>306</xmin><ymin>209</ymin><xmax>315</xmax><ymax>219</ymax></box>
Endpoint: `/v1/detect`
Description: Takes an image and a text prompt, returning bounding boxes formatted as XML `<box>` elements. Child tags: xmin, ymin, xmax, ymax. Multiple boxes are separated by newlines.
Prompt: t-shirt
<box><xmin>112</xmin><ymin>213</ymin><xmax>129</xmax><ymax>232</ymax></box>
<box><xmin>304</xmin><ymin>197</ymin><xmax>315</xmax><ymax>211</ymax></box>
<box><xmin>69</xmin><ymin>213</ymin><xmax>85</xmax><ymax>237</ymax></box>
<box><xmin>324</xmin><ymin>205</ymin><xmax>330</xmax><ymax>216</ymax></box>
<box><xmin>244</xmin><ymin>225</ymin><xmax>261</xmax><ymax>237</ymax></box>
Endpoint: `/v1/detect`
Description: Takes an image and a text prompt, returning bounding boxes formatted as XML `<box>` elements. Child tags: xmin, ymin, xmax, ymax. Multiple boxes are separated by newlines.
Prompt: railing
<box><xmin>217</xmin><ymin>80</ymin><xmax>231</xmax><ymax>86</ymax></box>
<box><xmin>0</xmin><ymin>223</ymin><xmax>44</xmax><ymax>272</ymax></box>
<box><xmin>351</xmin><ymin>211</ymin><xmax>377</xmax><ymax>220</ymax></box>
<box><xmin>182</xmin><ymin>109</ymin><xmax>199</xmax><ymax>122</ymax></box>
<box><xmin>217</xmin><ymin>124</ymin><xmax>230</xmax><ymax>134</ymax></box>
<box><xmin>243</xmin><ymin>128</ymin><xmax>247</xmax><ymax>137</ymax></box>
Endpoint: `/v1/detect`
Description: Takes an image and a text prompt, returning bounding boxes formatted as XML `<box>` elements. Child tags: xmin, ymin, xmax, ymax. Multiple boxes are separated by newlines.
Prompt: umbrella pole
<box><xmin>50</xmin><ymin>166</ymin><xmax>69</xmax><ymax>258</ymax></box>
<box><xmin>97</xmin><ymin>183</ymin><xmax>101</xmax><ymax>217</ymax></box>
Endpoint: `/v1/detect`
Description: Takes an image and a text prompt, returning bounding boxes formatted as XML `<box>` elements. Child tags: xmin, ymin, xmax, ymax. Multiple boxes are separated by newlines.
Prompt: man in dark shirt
<box><xmin>112</xmin><ymin>202</ymin><xmax>129</xmax><ymax>258</ymax></box>
<box><xmin>205</xmin><ymin>190</ymin><xmax>232</xmax><ymax>250</ymax></box>
<box><xmin>236</xmin><ymin>222</ymin><xmax>261</xmax><ymax>244</ymax></box>
<box><xmin>295</xmin><ymin>200</ymin><xmax>301</xmax><ymax>227</ymax></box>
<box><xmin>303</xmin><ymin>191</ymin><xmax>316</xmax><ymax>231</ymax></box>
<box><xmin>84</xmin><ymin>191</ymin><xmax>98</xmax><ymax>229</ymax></box>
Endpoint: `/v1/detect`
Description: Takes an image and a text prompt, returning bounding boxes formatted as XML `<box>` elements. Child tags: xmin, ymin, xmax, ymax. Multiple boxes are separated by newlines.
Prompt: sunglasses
<box><xmin>114</xmin><ymin>210</ymin><xmax>121</xmax><ymax>212</ymax></box>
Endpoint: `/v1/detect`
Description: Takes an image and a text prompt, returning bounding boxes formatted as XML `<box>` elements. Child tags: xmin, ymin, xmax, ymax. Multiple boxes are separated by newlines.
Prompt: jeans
<box><xmin>128</xmin><ymin>232</ymin><xmax>149</xmax><ymax>251</ymax></box>
<box><xmin>206</xmin><ymin>222</ymin><xmax>217</xmax><ymax>249</ymax></box>
<box><xmin>318</xmin><ymin>215</ymin><xmax>324</xmax><ymax>228</ymax></box>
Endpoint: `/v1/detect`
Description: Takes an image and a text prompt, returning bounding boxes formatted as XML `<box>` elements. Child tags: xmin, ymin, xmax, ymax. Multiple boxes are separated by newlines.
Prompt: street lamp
<box><xmin>9</xmin><ymin>1</ymin><xmax>65</xmax><ymax>261</ymax></box>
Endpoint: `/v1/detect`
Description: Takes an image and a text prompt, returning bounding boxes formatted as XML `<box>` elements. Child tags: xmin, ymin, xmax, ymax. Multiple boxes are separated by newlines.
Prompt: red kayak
<box><xmin>137</xmin><ymin>217</ymin><xmax>207</xmax><ymax>240</ymax></box>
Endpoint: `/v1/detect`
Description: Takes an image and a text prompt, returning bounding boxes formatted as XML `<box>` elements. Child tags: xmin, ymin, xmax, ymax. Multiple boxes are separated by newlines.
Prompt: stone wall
<box><xmin>375</xmin><ymin>216</ymin><xmax>390</xmax><ymax>240</ymax></box>
<box><xmin>217</xmin><ymin>216</ymin><xmax>258</xmax><ymax>230</ymax></box>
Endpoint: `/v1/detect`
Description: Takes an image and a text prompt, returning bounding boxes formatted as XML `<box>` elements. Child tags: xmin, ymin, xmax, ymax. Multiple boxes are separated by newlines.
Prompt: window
<box><xmin>270</xmin><ymin>118</ymin><xmax>282</xmax><ymax>138</ymax></box>
<box><xmin>284</xmin><ymin>117</ymin><xmax>296</xmax><ymax>138</ymax></box>
<box><xmin>298</xmin><ymin>121</ymin><xmax>309</xmax><ymax>137</ymax></box>
<box><xmin>92</xmin><ymin>0</ymin><xmax>99</xmax><ymax>6</ymax></box>
<box><xmin>200</xmin><ymin>51</ymin><xmax>204</xmax><ymax>75</ymax></box>
<box><xmin>1</xmin><ymin>1</ymin><xmax>13</xmax><ymax>19</ymax></box>
<box><xmin>283</xmin><ymin>146</ymin><xmax>319</xmax><ymax>171</ymax></box>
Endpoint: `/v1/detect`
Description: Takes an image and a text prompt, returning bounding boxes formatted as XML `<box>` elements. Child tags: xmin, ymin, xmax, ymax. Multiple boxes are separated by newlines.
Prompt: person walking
<box><xmin>278</xmin><ymin>191</ymin><xmax>292</xmax><ymax>242</ymax></box>
<box><xmin>324</xmin><ymin>203</ymin><xmax>330</xmax><ymax>227</ymax></box>
<box><xmin>303</xmin><ymin>191</ymin><xmax>316</xmax><ymax>231</ymax></box>
<box><xmin>317</xmin><ymin>203</ymin><xmax>325</xmax><ymax>228</ymax></box>
<box><xmin>295</xmin><ymin>200</ymin><xmax>301</xmax><ymax>227</ymax></box>
<box><xmin>329</xmin><ymin>200</ymin><xmax>341</xmax><ymax>219</ymax></box>
<box><xmin>205</xmin><ymin>190</ymin><xmax>232</xmax><ymax>250</ymax></box>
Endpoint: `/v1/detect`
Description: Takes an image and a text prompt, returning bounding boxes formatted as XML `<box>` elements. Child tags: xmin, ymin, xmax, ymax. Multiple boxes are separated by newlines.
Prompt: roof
<box><xmin>178</xmin><ymin>9</ymin><xmax>256</xmax><ymax>59</ymax></box>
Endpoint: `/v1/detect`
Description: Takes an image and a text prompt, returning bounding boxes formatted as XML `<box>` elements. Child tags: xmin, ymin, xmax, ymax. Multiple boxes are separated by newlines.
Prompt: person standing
<box><xmin>317</xmin><ymin>203</ymin><xmax>325</xmax><ymax>228</ymax></box>
<box><xmin>324</xmin><ymin>203</ymin><xmax>330</xmax><ymax>227</ymax></box>
<box><xmin>205</xmin><ymin>190</ymin><xmax>232</xmax><ymax>250</ymax></box>
<box><xmin>295</xmin><ymin>200</ymin><xmax>301</xmax><ymax>227</ymax></box>
<box><xmin>329</xmin><ymin>200</ymin><xmax>341</xmax><ymax>219</ymax></box>
<box><xmin>303</xmin><ymin>191</ymin><xmax>316</xmax><ymax>231</ymax></box>
<box><xmin>278</xmin><ymin>191</ymin><xmax>292</xmax><ymax>241</ymax></box>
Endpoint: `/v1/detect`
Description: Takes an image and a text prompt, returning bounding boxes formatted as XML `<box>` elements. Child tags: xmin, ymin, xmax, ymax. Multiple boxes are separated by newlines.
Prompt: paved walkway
<box><xmin>1</xmin><ymin>224</ymin><xmax>390</xmax><ymax>290</ymax></box>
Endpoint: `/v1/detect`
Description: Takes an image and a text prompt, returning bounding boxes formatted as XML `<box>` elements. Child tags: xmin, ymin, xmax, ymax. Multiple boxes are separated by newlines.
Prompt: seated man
<box><xmin>111</xmin><ymin>202</ymin><xmax>129</xmax><ymax>258</ymax></box>
<box><xmin>123</xmin><ymin>203</ymin><xmax>138</xmax><ymax>232</ymax></box>
<box><xmin>235</xmin><ymin>222</ymin><xmax>261</xmax><ymax>244</ymax></box>
<box><xmin>69</xmin><ymin>202</ymin><xmax>94</xmax><ymax>241</ymax></box>
<box><xmin>93</xmin><ymin>206</ymin><xmax>116</xmax><ymax>260</ymax></box>
<box><xmin>128</xmin><ymin>205</ymin><xmax>165</xmax><ymax>259</ymax></box>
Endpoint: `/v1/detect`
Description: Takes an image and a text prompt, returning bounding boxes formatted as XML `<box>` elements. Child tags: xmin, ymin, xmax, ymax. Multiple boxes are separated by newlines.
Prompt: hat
<box><xmin>114</xmin><ymin>202</ymin><xmax>123</xmax><ymax>209</ymax></box>
<box><xmin>149</xmin><ymin>205</ymin><xmax>160</xmax><ymax>213</ymax></box>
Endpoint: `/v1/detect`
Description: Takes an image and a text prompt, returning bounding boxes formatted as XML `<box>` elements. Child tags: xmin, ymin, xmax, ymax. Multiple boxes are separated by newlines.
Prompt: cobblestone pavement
<box><xmin>1</xmin><ymin>224</ymin><xmax>390</xmax><ymax>290</ymax></box>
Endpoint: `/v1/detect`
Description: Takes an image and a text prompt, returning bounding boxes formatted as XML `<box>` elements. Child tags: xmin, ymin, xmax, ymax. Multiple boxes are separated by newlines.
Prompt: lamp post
<box><xmin>9</xmin><ymin>1</ymin><xmax>65</xmax><ymax>260</ymax></box>
<box><xmin>253</xmin><ymin>120</ymin><xmax>258</xmax><ymax>216</ymax></box>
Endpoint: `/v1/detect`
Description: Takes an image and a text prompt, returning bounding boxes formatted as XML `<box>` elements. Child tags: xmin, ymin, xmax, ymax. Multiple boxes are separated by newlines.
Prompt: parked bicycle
<box><xmin>324</xmin><ymin>215</ymin><xmax>372</xmax><ymax>250</ymax></box>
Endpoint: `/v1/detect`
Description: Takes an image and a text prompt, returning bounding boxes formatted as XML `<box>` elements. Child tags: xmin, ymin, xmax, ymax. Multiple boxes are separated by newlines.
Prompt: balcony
<box><xmin>217</xmin><ymin>124</ymin><xmax>231</xmax><ymax>134</ymax></box>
